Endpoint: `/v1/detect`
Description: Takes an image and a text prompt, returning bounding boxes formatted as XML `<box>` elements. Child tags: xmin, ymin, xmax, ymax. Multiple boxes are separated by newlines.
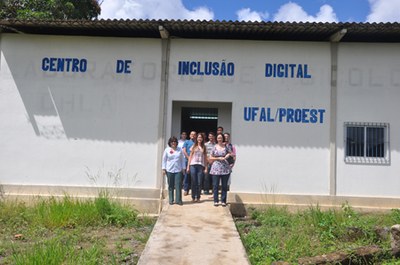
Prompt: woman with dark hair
<box><xmin>187</xmin><ymin>133</ymin><xmax>207</xmax><ymax>202</ymax></box>
<box><xmin>209</xmin><ymin>133</ymin><xmax>232</xmax><ymax>207</ymax></box>
<box><xmin>162</xmin><ymin>136</ymin><xmax>186</xmax><ymax>205</ymax></box>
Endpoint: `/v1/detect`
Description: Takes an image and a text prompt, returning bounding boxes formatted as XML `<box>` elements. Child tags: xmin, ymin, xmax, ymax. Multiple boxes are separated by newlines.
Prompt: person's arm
<box><xmin>162</xmin><ymin>149</ymin><xmax>167</xmax><ymax>175</ymax></box>
<box><xmin>186</xmin><ymin>148</ymin><xmax>194</xmax><ymax>172</ymax></box>
<box><xmin>203</xmin><ymin>151</ymin><xmax>208</xmax><ymax>173</ymax></box>
<box><xmin>182</xmin><ymin>142</ymin><xmax>190</xmax><ymax>160</ymax></box>
<box><xmin>180</xmin><ymin>150</ymin><xmax>186</xmax><ymax>174</ymax></box>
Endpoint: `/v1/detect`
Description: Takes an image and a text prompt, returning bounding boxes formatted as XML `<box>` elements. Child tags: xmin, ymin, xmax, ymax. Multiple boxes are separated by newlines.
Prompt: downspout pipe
<box><xmin>329</xmin><ymin>28</ymin><xmax>347</xmax><ymax>196</ymax></box>
<box><xmin>157</xmin><ymin>25</ymin><xmax>170</xmax><ymax>214</ymax></box>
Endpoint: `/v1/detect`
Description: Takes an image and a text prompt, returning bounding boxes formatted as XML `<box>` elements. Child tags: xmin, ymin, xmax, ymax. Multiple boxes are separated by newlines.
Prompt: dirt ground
<box><xmin>0</xmin><ymin>225</ymin><xmax>154</xmax><ymax>265</ymax></box>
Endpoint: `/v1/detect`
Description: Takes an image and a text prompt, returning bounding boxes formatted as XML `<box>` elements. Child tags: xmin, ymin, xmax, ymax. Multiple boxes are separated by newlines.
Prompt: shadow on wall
<box><xmin>3</xmin><ymin>41</ymin><xmax>160</xmax><ymax>143</ymax></box>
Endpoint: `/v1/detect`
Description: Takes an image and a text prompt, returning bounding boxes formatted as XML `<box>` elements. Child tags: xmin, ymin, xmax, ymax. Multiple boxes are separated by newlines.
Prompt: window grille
<box><xmin>344</xmin><ymin>122</ymin><xmax>389</xmax><ymax>164</ymax></box>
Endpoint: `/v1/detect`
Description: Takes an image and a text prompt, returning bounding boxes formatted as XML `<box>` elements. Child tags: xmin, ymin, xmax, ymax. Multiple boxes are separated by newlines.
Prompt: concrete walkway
<box><xmin>137</xmin><ymin>194</ymin><xmax>251</xmax><ymax>265</ymax></box>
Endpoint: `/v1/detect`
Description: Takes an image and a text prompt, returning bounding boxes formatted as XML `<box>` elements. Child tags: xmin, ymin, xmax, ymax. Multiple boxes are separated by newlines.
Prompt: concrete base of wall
<box><xmin>228</xmin><ymin>192</ymin><xmax>400</xmax><ymax>216</ymax></box>
<box><xmin>2</xmin><ymin>185</ymin><xmax>399</xmax><ymax>216</ymax></box>
<box><xmin>2</xmin><ymin>184</ymin><xmax>161</xmax><ymax>215</ymax></box>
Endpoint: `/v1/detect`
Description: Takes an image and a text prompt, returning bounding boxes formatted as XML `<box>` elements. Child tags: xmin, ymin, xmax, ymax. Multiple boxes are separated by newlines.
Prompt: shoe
<box><xmin>177</xmin><ymin>202</ymin><xmax>183</xmax><ymax>206</ymax></box>
<box><xmin>184</xmin><ymin>191</ymin><xmax>188</xmax><ymax>196</ymax></box>
<box><xmin>196</xmin><ymin>198</ymin><xmax>200</xmax><ymax>203</ymax></box>
<box><xmin>214</xmin><ymin>202</ymin><xmax>218</xmax><ymax>207</ymax></box>
<box><xmin>221</xmin><ymin>202</ymin><xmax>226</xmax><ymax>207</ymax></box>
<box><xmin>192</xmin><ymin>198</ymin><xmax>195</xmax><ymax>202</ymax></box>
<box><xmin>169</xmin><ymin>202</ymin><xmax>174</xmax><ymax>205</ymax></box>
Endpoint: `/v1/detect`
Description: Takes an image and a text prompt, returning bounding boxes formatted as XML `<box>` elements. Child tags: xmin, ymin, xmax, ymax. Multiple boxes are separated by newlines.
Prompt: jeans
<box><xmin>203</xmin><ymin>164</ymin><xmax>212</xmax><ymax>194</ymax></box>
<box><xmin>212</xmin><ymin>174</ymin><xmax>230</xmax><ymax>204</ymax></box>
<box><xmin>190</xmin><ymin>164</ymin><xmax>204</xmax><ymax>200</ymax></box>
<box><xmin>183</xmin><ymin>160</ymin><xmax>191</xmax><ymax>192</ymax></box>
<box><xmin>166</xmin><ymin>171</ymin><xmax>183</xmax><ymax>204</ymax></box>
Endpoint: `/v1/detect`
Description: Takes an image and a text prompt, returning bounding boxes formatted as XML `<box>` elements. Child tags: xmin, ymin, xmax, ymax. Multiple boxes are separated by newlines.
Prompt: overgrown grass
<box><xmin>0</xmin><ymin>194</ymin><xmax>155</xmax><ymax>264</ymax></box>
<box><xmin>236</xmin><ymin>204</ymin><xmax>400</xmax><ymax>264</ymax></box>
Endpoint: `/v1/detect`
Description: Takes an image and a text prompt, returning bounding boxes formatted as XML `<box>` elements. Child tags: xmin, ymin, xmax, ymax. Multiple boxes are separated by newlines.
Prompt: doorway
<box><xmin>181</xmin><ymin>107</ymin><xmax>218</xmax><ymax>136</ymax></box>
<box><xmin>170</xmin><ymin>101</ymin><xmax>232</xmax><ymax>140</ymax></box>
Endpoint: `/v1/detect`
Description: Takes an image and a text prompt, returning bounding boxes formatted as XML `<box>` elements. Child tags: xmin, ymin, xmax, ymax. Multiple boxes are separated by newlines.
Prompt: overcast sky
<box><xmin>99</xmin><ymin>0</ymin><xmax>400</xmax><ymax>23</ymax></box>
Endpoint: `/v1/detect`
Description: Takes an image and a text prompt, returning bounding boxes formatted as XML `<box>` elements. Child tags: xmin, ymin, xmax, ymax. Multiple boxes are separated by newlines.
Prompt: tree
<box><xmin>0</xmin><ymin>0</ymin><xmax>101</xmax><ymax>20</ymax></box>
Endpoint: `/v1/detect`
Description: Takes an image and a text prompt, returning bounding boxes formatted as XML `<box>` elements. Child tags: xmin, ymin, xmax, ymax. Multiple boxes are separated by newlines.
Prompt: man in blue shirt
<box><xmin>182</xmin><ymin>131</ymin><xmax>196</xmax><ymax>196</ymax></box>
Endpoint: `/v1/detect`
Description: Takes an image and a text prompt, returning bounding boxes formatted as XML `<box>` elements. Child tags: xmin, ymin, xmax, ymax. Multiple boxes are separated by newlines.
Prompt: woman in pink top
<box><xmin>187</xmin><ymin>133</ymin><xmax>208</xmax><ymax>202</ymax></box>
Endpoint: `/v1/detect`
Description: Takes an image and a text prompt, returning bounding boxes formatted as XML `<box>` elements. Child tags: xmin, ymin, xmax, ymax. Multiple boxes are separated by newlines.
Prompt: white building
<box><xmin>1</xmin><ymin>20</ymin><xmax>399</xmax><ymax>214</ymax></box>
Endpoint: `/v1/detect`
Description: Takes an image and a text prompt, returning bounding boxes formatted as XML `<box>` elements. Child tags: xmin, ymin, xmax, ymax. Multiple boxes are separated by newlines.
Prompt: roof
<box><xmin>1</xmin><ymin>19</ymin><xmax>400</xmax><ymax>42</ymax></box>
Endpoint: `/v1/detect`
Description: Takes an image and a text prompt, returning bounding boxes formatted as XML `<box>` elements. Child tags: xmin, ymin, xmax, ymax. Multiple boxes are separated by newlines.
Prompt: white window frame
<box><xmin>344</xmin><ymin>122</ymin><xmax>390</xmax><ymax>165</ymax></box>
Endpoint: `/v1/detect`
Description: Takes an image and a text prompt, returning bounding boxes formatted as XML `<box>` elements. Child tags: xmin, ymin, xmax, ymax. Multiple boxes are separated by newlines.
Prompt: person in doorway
<box><xmin>216</xmin><ymin>126</ymin><xmax>224</xmax><ymax>135</ymax></box>
<box><xmin>204</xmin><ymin>131</ymin><xmax>216</xmax><ymax>195</ymax></box>
<box><xmin>224</xmin><ymin>132</ymin><xmax>236</xmax><ymax>192</ymax></box>
<box><xmin>209</xmin><ymin>133</ymin><xmax>232</xmax><ymax>207</ymax></box>
<box><xmin>223</xmin><ymin>132</ymin><xmax>236</xmax><ymax>168</ymax></box>
<box><xmin>178</xmin><ymin>131</ymin><xmax>187</xmax><ymax>148</ymax></box>
<box><xmin>182</xmin><ymin>131</ymin><xmax>196</xmax><ymax>196</ymax></box>
<box><xmin>187</xmin><ymin>133</ymin><xmax>207</xmax><ymax>202</ymax></box>
<box><xmin>162</xmin><ymin>136</ymin><xmax>185</xmax><ymax>205</ymax></box>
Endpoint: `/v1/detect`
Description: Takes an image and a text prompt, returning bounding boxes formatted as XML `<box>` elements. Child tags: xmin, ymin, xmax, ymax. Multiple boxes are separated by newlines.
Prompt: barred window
<box><xmin>344</xmin><ymin>122</ymin><xmax>389</xmax><ymax>164</ymax></box>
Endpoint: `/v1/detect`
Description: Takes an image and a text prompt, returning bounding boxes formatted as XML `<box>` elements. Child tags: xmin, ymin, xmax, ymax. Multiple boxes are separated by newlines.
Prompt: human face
<box><xmin>217</xmin><ymin>127</ymin><xmax>223</xmax><ymax>134</ymax></box>
<box><xmin>180</xmin><ymin>132</ymin><xmax>187</xmax><ymax>140</ymax></box>
<box><xmin>189</xmin><ymin>131</ymin><xmax>196</xmax><ymax>140</ymax></box>
<box><xmin>170</xmin><ymin>139</ymin><xmax>178</xmax><ymax>148</ymax></box>
<box><xmin>208</xmin><ymin>134</ymin><xmax>215</xmax><ymax>143</ymax></box>
<box><xmin>216</xmin><ymin>134</ymin><xmax>224</xmax><ymax>144</ymax></box>
<box><xmin>224</xmin><ymin>134</ymin><xmax>230</xmax><ymax>143</ymax></box>
<box><xmin>197</xmin><ymin>134</ymin><xmax>203</xmax><ymax>143</ymax></box>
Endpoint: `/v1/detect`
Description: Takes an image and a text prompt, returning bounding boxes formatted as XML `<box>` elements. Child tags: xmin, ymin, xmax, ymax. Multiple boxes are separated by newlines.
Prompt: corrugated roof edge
<box><xmin>0</xmin><ymin>19</ymin><xmax>399</xmax><ymax>42</ymax></box>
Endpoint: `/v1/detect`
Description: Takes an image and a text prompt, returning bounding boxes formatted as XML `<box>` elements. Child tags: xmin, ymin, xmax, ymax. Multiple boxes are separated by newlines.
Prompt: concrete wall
<box><xmin>1</xmin><ymin>34</ymin><xmax>400</xmax><ymax>213</ymax></box>
<box><xmin>168</xmin><ymin>39</ymin><xmax>331</xmax><ymax>195</ymax></box>
<box><xmin>336</xmin><ymin>43</ymin><xmax>400</xmax><ymax>197</ymax></box>
<box><xmin>0</xmin><ymin>34</ymin><xmax>162</xmax><ymax>190</ymax></box>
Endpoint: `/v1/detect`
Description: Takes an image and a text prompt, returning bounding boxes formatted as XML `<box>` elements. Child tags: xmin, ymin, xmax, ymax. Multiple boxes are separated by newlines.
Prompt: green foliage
<box><xmin>12</xmin><ymin>236</ymin><xmax>103</xmax><ymax>265</ymax></box>
<box><xmin>0</xmin><ymin>194</ymin><xmax>140</xmax><ymax>230</ymax></box>
<box><xmin>236</xmin><ymin>204</ymin><xmax>400</xmax><ymax>265</ymax></box>
<box><xmin>0</xmin><ymin>194</ymin><xmax>153</xmax><ymax>264</ymax></box>
<box><xmin>0</xmin><ymin>0</ymin><xmax>101</xmax><ymax>20</ymax></box>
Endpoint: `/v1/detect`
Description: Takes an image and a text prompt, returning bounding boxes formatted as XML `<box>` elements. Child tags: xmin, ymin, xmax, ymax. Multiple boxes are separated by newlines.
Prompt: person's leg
<box><xmin>183</xmin><ymin>160</ymin><xmax>189</xmax><ymax>195</ymax></box>
<box><xmin>203</xmin><ymin>164</ymin><xmax>211</xmax><ymax>195</ymax></box>
<box><xmin>166</xmin><ymin>172</ymin><xmax>174</xmax><ymax>204</ymax></box>
<box><xmin>175</xmin><ymin>172</ymin><xmax>183</xmax><ymax>205</ymax></box>
<box><xmin>195</xmin><ymin>165</ymin><xmax>204</xmax><ymax>200</ymax></box>
<box><xmin>220</xmin><ymin>174</ymin><xmax>230</xmax><ymax>205</ymax></box>
<box><xmin>212</xmin><ymin>175</ymin><xmax>220</xmax><ymax>204</ymax></box>
<box><xmin>190</xmin><ymin>165</ymin><xmax>197</xmax><ymax>200</ymax></box>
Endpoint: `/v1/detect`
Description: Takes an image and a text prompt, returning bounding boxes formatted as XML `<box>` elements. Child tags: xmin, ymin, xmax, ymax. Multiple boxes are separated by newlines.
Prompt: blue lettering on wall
<box><xmin>244</xmin><ymin>107</ymin><xmax>325</xmax><ymax>124</ymax></box>
<box><xmin>265</xmin><ymin>63</ymin><xmax>312</xmax><ymax>79</ymax></box>
<box><xmin>42</xmin><ymin>57</ymin><xmax>87</xmax><ymax>72</ymax></box>
<box><xmin>116</xmin><ymin>60</ymin><xmax>132</xmax><ymax>74</ymax></box>
<box><xmin>178</xmin><ymin>61</ymin><xmax>235</xmax><ymax>76</ymax></box>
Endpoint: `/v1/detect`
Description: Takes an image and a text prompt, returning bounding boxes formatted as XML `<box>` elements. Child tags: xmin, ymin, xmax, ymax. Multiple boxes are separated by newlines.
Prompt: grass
<box><xmin>0</xmin><ymin>193</ymin><xmax>155</xmax><ymax>265</ymax></box>
<box><xmin>235</xmin><ymin>203</ymin><xmax>400</xmax><ymax>265</ymax></box>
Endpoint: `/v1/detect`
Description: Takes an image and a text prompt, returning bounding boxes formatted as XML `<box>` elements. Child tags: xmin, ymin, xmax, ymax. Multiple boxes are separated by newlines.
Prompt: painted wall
<box><xmin>336</xmin><ymin>43</ymin><xmax>400</xmax><ymax>197</ymax></box>
<box><xmin>0</xmin><ymin>34</ymin><xmax>162</xmax><ymax>188</ymax></box>
<box><xmin>167</xmin><ymin>39</ymin><xmax>331</xmax><ymax>195</ymax></box>
<box><xmin>2</xmin><ymin>34</ymin><xmax>399</xmax><ymax>201</ymax></box>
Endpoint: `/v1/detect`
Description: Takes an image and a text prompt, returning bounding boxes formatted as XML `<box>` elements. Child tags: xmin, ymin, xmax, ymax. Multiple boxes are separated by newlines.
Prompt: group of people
<box><xmin>161</xmin><ymin>126</ymin><xmax>236</xmax><ymax>207</ymax></box>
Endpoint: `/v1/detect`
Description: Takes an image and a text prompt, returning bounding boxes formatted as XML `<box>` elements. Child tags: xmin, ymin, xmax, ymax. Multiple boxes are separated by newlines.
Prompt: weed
<box><xmin>236</xmin><ymin>205</ymin><xmax>400</xmax><ymax>265</ymax></box>
<box><xmin>0</xmin><ymin>194</ymin><xmax>155</xmax><ymax>264</ymax></box>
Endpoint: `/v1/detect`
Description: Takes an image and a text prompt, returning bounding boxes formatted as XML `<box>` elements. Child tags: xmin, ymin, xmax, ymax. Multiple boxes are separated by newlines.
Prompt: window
<box><xmin>344</xmin><ymin>122</ymin><xmax>389</xmax><ymax>164</ymax></box>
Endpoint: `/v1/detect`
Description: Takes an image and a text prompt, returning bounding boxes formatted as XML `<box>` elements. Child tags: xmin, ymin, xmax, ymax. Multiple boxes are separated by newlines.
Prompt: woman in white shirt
<box><xmin>162</xmin><ymin>136</ymin><xmax>186</xmax><ymax>205</ymax></box>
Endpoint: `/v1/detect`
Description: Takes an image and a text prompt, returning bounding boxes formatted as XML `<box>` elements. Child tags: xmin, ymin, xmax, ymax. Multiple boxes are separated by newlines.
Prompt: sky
<box><xmin>99</xmin><ymin>0</ymin><xmax>400</xmax><ymax>23</ymax></box>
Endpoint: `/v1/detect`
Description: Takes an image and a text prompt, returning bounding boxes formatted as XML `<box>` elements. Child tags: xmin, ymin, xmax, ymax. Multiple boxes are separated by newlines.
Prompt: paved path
<box><xmin>137</xmin><ymin>194</ymin><xmax>250</xmax><ymax>265</ymax></box>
